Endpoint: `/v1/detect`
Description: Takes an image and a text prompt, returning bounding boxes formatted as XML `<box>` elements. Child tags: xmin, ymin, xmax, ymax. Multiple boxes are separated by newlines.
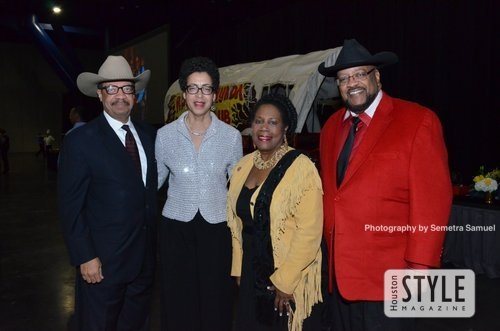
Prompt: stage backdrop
<box><xmin>163</xmin><ymin>48</ymin><xmax>342</xmax><ymax>133</ymax></box>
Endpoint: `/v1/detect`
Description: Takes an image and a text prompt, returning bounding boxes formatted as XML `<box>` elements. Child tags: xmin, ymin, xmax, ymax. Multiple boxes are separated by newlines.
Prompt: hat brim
<box><xmin>318</xmin><ymin>51</ymin><xmax>398</xmax><ymax>77</ymax></box>
<box><xmin>76</xmin><ymin>70</ymin><xmax>151</xmax><ymax>97</ymax></box>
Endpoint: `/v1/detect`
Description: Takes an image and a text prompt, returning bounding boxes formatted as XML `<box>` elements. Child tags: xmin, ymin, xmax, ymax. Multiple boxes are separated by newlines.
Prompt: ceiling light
<box><xmin>52</xmin><ymin>6</ymin><xmax>62</xmax><ymax>14</ymax></box>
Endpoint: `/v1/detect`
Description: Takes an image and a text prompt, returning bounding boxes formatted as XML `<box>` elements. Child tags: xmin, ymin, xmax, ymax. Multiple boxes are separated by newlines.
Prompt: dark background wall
<box><xmin>0</xmin><ymin>0</ymin><xmax>497</xmax><ymax>182</ymax></box>
<box><xmin>167</xmin><ymin>0</ymin><xmax>498</xmax><ymax>182</ymax></box>
<box><xmin>0</xmin><ymin>43</ymin><xmax>102</xmax><ymax>152</ymax></box>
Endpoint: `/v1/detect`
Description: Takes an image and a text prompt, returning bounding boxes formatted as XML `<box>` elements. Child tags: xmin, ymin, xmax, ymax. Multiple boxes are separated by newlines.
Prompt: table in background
<box><xmin>442</xmin><ymin>198</ymin><xmax>500</xmax><ymax>278</ymax></box>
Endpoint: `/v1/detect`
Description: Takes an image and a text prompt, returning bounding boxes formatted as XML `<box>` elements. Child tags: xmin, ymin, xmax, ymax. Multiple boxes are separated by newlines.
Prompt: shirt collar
<box><xmin>103</xmin><ymin>111</ymin><xmax>132</xmax><ymax>132</ymax></box>
<box><xmin>343</xmin><ymin>90</ymin><xmax>383</xmax><ymax>123</ymax></box>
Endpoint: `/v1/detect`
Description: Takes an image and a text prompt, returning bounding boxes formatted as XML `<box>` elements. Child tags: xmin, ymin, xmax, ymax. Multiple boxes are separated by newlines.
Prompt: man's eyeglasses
<box><xmin>185</xmin><ymin>85</ymin><xmax>214</xmax><ymax>95</ymax></box>
<box><xmin>336</xmin><ymin>68</ymin><xmax>376</xmax><ymax>86</ymax></box>
<box><xmin>99</xmin><ymin>84</ymin><xmax>135</xmax><ymax>95</ymax></box>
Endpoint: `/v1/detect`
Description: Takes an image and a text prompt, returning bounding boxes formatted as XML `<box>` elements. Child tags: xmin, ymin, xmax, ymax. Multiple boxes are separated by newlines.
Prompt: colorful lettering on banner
<box><xmin>166</xmin><ymin>94</ymin><xmax>186</xmax><ymax>123</ymax></box>
<box><xmin>166</xmin><ymin>83</ymin><xmax>256</xmax><ymax>132</ymax></box>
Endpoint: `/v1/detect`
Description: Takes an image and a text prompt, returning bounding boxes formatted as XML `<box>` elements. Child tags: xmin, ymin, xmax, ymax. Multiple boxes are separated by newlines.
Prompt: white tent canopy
<box><xmin>163</xmin><ymin>47</ymin><xmax>341</xmax><ymax>133</ymax></box>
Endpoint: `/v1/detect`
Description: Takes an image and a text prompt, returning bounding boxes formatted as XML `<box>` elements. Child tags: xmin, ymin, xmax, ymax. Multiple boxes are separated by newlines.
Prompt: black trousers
<box><xmin>160</xmin><ymin>212</ymin><xmax>234</xmax><ymax>331</ymax></box>
<box><xmin>74</xmin><ymin>250</ymin><xmax>155</xmax><ymax>331</ymax></box>
<box><xmin>326</xmin><ymin>280</ymin><xmax>415</xmax><ymax>331</ymax></box>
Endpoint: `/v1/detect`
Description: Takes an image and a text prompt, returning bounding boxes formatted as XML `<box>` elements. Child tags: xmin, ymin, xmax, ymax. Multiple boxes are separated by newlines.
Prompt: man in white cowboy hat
<box><xmin>319</xmin><ymin>39</ymin><xmax>452</xmax><ymax>330</ymax></box>
<box><xmin>58</xmin><ymin>55</ymin><xmax>158</xmax><ymax>331</ymax></box>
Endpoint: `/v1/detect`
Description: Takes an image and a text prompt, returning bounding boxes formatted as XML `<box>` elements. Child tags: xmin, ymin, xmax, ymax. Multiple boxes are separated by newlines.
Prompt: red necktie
<box><xmin>122</xmin><ymin>125</ymin><xmax>142</xmax><ymax>174</ymax></box>
<box><xmin>336</xmin><ymin>116</ymin><xmax>360</xmax><ymax>187</ymax></box>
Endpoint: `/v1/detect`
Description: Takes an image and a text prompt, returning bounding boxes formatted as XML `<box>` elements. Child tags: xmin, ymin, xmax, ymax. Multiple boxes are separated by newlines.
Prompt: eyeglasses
<box><xmin>185</xmin><ymin>85</ymin><xmax>214</xmax><ymax>95</ymax></box>
<box><xmin>336</xmin><ymin>68</ymin><xmax>376</xmax><ymax>86</ymax></box>
<box><xmin>99</xmin><ymin>84</ymin><xmax>135</xmax><ymax>95</ymax></box>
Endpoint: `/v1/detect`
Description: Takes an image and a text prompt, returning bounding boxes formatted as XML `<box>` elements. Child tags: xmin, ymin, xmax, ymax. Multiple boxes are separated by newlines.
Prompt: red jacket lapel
<box><xmin>339</xmin><ymin>94</ymin><xmax>394</xmax><ymax>188</ymax></box>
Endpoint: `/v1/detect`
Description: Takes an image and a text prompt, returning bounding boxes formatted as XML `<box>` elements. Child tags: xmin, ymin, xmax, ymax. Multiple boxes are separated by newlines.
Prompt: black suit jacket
<box><xmin>58</xmin><ymin>113</ymin><xmax>158</xmax><ymax>283</ymax></box>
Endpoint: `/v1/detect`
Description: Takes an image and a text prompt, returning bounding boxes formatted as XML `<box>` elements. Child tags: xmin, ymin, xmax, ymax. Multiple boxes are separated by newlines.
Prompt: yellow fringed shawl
<box><xmin>227</xmin><ymin>148</ymin><xmax>324</xmax><ymax>331</ymax></box>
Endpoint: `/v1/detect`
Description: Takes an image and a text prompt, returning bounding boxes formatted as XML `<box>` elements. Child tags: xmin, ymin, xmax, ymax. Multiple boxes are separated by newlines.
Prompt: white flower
<box><xmin>474</xmin><ymin>178</ymin><xmax>498</xmax><ymax>193</ymax></box>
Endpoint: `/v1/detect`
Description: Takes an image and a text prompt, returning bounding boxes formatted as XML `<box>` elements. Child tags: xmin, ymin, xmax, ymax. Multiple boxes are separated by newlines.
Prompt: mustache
<box><xmin>347</xmin><ymin>86</ymin><xmax>366</xmax><ymax>94</ymax></box>
<box><xmin>111</xmin><ymin>99</ymin><xmax>130</xmax><ymax>106</ymax></box>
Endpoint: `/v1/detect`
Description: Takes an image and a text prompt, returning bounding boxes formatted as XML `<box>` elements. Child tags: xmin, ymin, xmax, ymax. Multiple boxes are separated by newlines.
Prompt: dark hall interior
<box><xmin>0</xmin><ymin>0</ymin><xmax>499</xmax><ymax>330</ymax></box>
<box><xmin>1</xmin><ymin>154</ymin><xmax>499</xmax><ymax>330</ymax></box>
<box><xmin>1</xmin><ymin>0</ymin><xmax>498</xmax><ymax>179</ymax></box>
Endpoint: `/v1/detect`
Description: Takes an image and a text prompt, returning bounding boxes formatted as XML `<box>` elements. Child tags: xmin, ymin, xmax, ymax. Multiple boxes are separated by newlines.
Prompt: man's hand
<box><xmin>80</xmin><ymin>258</ymin><xmax>104</xmax><ymax>284</ymax></box>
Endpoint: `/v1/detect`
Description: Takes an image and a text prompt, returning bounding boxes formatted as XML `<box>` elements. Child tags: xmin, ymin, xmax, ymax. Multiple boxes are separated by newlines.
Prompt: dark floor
<box><xmin>1</xmin><ymin>153</ymin><xmax>499</xmax><ymax>331</ymax></box>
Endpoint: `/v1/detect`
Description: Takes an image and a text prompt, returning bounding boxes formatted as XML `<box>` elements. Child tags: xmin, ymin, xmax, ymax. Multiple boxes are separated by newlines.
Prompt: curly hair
<box><xmin>178</xmin><ymin>56</ymin><xmax>220</xmax><ymax>92</ymax></box>
<box><xmin>249</xmin><ymin>93</ymin><xmax>298</xmax><ymax>136</ymax></box>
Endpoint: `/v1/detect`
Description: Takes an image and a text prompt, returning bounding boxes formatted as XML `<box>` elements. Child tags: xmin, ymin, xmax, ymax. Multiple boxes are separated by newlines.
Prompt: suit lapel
<box><xmin>324</xmin><ymin>110</ymin><xmax>347</xmax><ymax>191</ymax></box>
<box><xmin>97</xmin><ymin>114</ymin><xmax>143</xmax><ymax>184</ymax></box>
<box><xmin>341</xmin><ymin>94</ymin><xmax>394</xmax><ymax>187</ymax></box>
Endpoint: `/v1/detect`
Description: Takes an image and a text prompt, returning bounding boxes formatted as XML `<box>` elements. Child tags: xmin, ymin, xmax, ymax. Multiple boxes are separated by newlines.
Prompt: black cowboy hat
<box><xmin>318</xmin><ymin>39</ymin><xmax>398</xmax><ymax>77</ymax></box>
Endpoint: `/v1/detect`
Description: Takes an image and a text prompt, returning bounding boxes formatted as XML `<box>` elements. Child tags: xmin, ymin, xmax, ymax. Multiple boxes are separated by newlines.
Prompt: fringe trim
<box><xmin>290</xmin><ymin>253</ymin><xmax>323</xmax><ymax>331</ymax></box>
<box><xmin>272</xmin><ymin>155</ymin><xmax>323</xmax><ymax>262</ymax></box>
<box><xmin>271</xmin><ymin>155</ymin><xmax>323</xmax><ymax>331</ymax></box>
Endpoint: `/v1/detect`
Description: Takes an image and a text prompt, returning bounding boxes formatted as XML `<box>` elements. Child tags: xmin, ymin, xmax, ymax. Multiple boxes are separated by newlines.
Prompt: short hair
<box><xmin>250</xmin><ymin>93</ymin><xmax>297</xmax><ymax>136</ymax></box>
<box><xmin>71</xmin><ymin>105</ymin><xmax>84</xmax><ymax>116</ymax></box>
<box><xmin>178</xmin><ymin>56</ymin><xmax>220</xmax><ymax>92</ymax></box>
<box><xmin>70</xmin><ymin>105</ymin><xmax>86</xmax><ymax>121</ymax></box>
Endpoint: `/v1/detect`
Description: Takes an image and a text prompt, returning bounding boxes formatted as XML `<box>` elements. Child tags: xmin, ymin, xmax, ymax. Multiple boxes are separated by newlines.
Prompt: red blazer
<box><xmin>320</xmin><ymin>93</ymin><xmax>452</xmax><ymax>301</ymax></box>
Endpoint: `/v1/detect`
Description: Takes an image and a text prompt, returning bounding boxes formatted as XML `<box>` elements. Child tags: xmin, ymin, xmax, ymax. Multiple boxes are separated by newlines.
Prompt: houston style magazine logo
<box><xmin>384</xmin><ymin>269</ymin><xmax>475</xmax><ymax>318</ymax></box>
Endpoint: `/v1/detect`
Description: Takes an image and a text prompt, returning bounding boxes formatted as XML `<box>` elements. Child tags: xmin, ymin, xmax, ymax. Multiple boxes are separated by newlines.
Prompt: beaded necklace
<box><xmin>253</xmin><ymin>143</ymin><xmax>288</xmax><ymax>170</ymax></box>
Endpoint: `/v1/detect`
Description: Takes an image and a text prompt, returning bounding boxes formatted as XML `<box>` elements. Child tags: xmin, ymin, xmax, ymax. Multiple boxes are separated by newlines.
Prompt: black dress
<box><xmin>233</xmin><ymin>186</ymin><xmax>328</xmax><ymax>331</ymax></box>
<box><xmin>234</xmin><ymin>186</ymin><xmax>288</xmax><ymax>331</ymax></box>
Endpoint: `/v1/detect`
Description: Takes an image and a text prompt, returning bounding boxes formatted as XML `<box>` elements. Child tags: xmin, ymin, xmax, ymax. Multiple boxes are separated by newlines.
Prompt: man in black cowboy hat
<box><xmin>58</xmin><ymin>55</ymin><xmax>158</xmax><ymax>330</ymax></box>
<box><xmin>319</xmin><ymin>39</ymin><xmax>452</xmax><ymax>330</ymax></box>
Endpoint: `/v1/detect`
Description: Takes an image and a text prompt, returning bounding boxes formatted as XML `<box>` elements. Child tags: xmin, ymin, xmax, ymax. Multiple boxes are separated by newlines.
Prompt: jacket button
<box><xmin>334</xmin><ymin>196</ymin><xmax>340</xmax><ymax>201</ymax></box>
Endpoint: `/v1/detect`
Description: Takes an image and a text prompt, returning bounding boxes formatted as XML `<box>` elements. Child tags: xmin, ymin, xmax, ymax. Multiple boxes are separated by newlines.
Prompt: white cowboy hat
<box><xmin>76</xmin><ymin>55</ymin><xmax>151</xmax><ymax>97</ymax></box>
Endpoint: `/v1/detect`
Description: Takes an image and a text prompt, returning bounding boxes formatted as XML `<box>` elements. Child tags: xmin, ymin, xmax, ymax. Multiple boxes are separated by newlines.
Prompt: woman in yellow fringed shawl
<box><xmin>227</xmin><ymin>93</ymin><xmax>326</xmax><ymax>331</ymax></box>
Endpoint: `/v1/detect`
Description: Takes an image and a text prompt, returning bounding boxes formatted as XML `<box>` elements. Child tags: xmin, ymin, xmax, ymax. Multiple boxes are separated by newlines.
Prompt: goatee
<box><xmin>346</xmin><ymin>91</ymin><xmax>377</xmax><ymax>114</ymax></box>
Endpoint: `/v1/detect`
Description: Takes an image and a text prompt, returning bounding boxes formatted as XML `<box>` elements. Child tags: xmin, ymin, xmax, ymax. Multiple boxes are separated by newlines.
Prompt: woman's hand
<box><xmin>269</xmin><ymin>285</ymin><xmax>295</xmax><ymax>316</ymax></box>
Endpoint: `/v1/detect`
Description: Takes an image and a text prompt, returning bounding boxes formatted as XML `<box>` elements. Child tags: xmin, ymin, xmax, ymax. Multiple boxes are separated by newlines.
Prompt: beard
<box><xmin>345</xmin><ymin>89</ymin><xmax>378</xmax><ymax>114</ymax></box>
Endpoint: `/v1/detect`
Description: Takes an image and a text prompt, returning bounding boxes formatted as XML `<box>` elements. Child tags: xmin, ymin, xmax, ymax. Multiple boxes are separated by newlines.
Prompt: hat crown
<box><xmin>97</xmin><ymin>56</ymin><xmax>134</xmax><ymax>81</ymax></box>
<box><xmin>335</xmin><ymin>39</ymin><xmax>373</xmax><ymax>66</ymax></box>
<box><xmin>318</xmin><ymin>38</ymin><xmax>398</xmax><ymax>77</ymax></box>
<box><xmin>76</xmin><ymin>55</ymin><xmax>150</xmax><ymax>97</ymax></box>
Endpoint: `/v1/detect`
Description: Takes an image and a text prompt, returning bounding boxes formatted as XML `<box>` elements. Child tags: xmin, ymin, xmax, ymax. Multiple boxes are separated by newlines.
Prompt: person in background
<box><xmin>35</xmin><ymin>132</ymin><xmax>45</xmax><ymax>158</ymax></box>
<box><xmin>43</xmin><ymin>129</ymin><xmax>55</xmax><ymax>154</ymax></box>
<box><xmin>227</xmin><ymin>93</ymin><xmax>325</xmax><ymax>331</ymax></box>
<box><xmin>318</xmin><ymin>39</ymin><xmax>452</xmax><ymax>331</ymax></box>
<box><xmin>66</xmin><ymin>105</ymin><xmax>87</xmax><ymax>136</ymax></box>
<box><xmin>0</xmin><ymin>128</ymin><xmax>10</xmax><ymax>174</ymax></box>
<box><xmin>58</xmin><ymin>106</ymin><xmax>88</xmax><ymax>167</ymax></box>
<box><xmin>155</xmin><ymin>56</ymin><xmax>242</xmax><ymax>331</ymax></box>
<box><xmin>58</xmin><ymin>55</ymin><xmax>158</xmax><ymax>331</ymax></box>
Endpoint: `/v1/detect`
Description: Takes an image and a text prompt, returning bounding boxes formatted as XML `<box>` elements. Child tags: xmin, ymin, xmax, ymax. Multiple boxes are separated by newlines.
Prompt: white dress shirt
<box><xmin>103</xmin><ymin>111</ymin><xmax>147</xmax><ymax>185</ymax></box>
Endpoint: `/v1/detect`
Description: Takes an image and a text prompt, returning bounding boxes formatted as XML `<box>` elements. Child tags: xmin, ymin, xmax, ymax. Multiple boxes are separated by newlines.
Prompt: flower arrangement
<box><xmin>473</xmin><ymin>166</ymin><xmax>499</xmax><ymax>193</ymax></box>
